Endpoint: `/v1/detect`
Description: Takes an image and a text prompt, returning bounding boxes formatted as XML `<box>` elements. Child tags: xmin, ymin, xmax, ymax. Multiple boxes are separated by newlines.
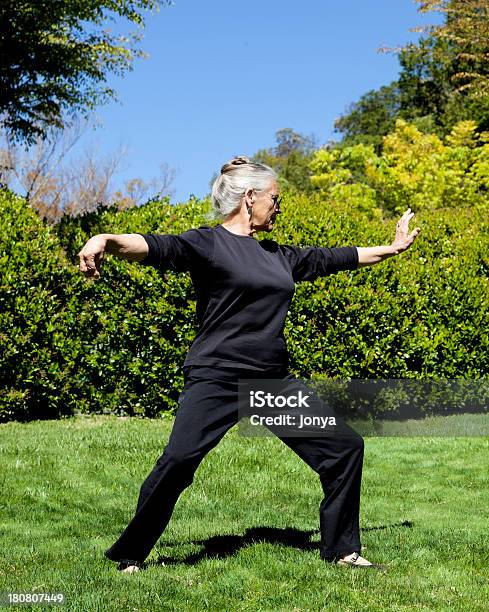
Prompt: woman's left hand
<box><xmin>391</xmin><ymin>207</ymin><xmax>421</xmax><ymax>253</ymax></box>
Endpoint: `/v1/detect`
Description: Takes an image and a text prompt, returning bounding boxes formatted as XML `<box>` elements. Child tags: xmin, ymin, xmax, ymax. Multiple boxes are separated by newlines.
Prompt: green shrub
<box><xmin>1</xmin><ymin>168</ymin><xmax>487</xmax><ymax>422</ymax></box>
<box><xmin>282</xmin><ymin>192</ymin><xmax>488</xmax><ymax>381</ymax></box>
<box><xmin>55</xmin><ymin>196</ymin><xmax>209</xmax><ymax>419</ymax></box>
<box><xmin>0</xmin><ymin>190</ymin><xmax>79</xmax><ymax>421</ymax></box>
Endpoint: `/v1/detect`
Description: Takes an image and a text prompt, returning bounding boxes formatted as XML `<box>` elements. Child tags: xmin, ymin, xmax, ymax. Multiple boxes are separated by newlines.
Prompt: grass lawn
<box><xmin>1</xmin><ymin>414</ymin><xmax>488</xmax><ymax>611</ymax></box>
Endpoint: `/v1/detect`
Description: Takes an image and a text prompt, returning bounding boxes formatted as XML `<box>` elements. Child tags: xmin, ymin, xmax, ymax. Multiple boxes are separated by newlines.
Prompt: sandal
<box><xmin>336</xmin><ymin>551</ymin><xmax>386</xmax><ymax>571</ymax></box>
<box><xmin>117</xmin><ymin>561</ymin><xmax>141</xmax><ymax>573</ymax></box>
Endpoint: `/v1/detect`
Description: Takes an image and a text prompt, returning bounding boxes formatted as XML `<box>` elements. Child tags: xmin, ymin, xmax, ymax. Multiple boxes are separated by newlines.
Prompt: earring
<box><xmin>247</xmin><ymin>207</ymin><xmax>252</xmax><ymax>215</ymax></box>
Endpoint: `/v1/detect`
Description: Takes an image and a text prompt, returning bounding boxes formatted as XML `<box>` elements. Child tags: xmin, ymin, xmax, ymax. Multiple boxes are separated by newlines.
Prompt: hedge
<box><xmin>0</xmin><ymin>186</ymin><xmax>487</xmax><ymax>422</ymax></box>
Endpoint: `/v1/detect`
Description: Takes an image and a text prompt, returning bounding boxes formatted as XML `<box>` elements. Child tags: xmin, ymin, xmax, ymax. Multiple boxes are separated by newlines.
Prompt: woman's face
<box><xmin>247</xmin><ymin>179</ymin><xmax>282</xmax><ymax>233</ymax></box>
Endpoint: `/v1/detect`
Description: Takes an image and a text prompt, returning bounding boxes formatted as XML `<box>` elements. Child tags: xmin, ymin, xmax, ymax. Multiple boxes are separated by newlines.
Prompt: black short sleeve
<box><xmin>136</xmin><ymin>226</ymin><xmax>214</xmax><ymax>273</ymax></box>
<box><xmin>279</xmin><ymin>244</ymin><xmax>359</xmax><ymax>282</ymax></box>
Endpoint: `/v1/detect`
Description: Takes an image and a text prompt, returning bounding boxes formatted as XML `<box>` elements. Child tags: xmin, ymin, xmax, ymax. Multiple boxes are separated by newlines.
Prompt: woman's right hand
<box><xmin>78</xmin><ymin>235</ymin><xmax>107</xmax><ymax>279</ymax></box>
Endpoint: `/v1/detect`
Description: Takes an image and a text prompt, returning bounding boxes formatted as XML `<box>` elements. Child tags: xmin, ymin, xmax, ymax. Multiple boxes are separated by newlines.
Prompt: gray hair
<box><xmin>206</xmin><ymin>155</ymin><xmax>278</xmax><ymax>222</ymax></box>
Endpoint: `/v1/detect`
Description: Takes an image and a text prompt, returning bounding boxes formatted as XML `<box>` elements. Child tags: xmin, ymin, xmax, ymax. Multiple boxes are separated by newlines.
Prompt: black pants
<box><xmin>104</xmin><ymin>365</ymin><xmax>365</xmax><ymax>565</ymax></box>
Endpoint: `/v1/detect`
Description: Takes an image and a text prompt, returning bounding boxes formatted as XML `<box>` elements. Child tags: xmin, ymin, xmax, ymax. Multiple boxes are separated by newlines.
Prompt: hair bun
<box><xmin>220</xmin><ymin>155</ymin><xmax>251</xmax><ymax>174</ymax></box>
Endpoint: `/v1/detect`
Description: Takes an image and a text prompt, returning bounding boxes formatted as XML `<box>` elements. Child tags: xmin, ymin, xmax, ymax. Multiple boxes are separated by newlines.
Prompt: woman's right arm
<box><xmin>78</xmin><ymin>233</ymin><xmax>149</xmax><ymax>279</ymax></box>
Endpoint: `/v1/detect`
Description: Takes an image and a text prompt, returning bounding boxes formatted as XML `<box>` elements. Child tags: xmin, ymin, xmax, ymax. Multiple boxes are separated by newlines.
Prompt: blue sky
<box><xmin>77</xmin><ymin>0</ymin><xmax>442</xmax><ymax>203</ymax></box>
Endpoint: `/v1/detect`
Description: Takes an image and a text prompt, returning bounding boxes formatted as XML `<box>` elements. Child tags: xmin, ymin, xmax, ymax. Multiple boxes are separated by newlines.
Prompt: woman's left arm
<box><xmin>356</xmin><ymin>207</ymin><xmax>421</xmax><ymax>268</ymax></box>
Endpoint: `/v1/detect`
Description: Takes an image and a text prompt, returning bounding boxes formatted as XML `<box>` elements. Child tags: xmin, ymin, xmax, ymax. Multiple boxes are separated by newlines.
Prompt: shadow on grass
<box><xmin>148</xmin><ymin>520</ymin><xmax>413</xmax><ymax>567</ymax></box>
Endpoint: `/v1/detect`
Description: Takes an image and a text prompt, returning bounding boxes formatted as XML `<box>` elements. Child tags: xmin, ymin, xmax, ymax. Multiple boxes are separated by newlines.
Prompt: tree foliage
<box><xmin>1</xmin><ymin>124</ymin><xmax>176</xmax><ymax>222</ymax></box>
<box><xmin>333</xmin><ymin>82</ymin><xmax>401</xmax><ymax>153</ymax></box>
<box><xmin>311</xmin><ymin>118</ymin><xmax>489</xmax><ymax>216</ymax></box>
<box><xmin>252</xmin><ymin>128</ymin><xmax>318</xmax><ymax>194</ymax></box>
<box><xmin>0</xmin><ymin>0</ymin><xmax>169</xmax><ymax>144</ymax></box>
<box><xmin>412</xmin><ymin>0</ymin><xmax>489</xmax><ymax>99</ymax></box>
<box><xmin>335</xmin><ymin>0</ymin><xmax>489</xmax><ymax>146</ymax></box>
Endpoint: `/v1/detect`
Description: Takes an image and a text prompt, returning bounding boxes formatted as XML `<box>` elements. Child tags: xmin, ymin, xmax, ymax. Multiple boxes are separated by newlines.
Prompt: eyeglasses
<box><xmin>245</xmin><ymin>188</ymin><xmax>282</xmax><ymax>210</ymax></box>
<box><xmin>269</xmin><ymin>194</ymin><xmax>282</xmax><ymax>210</ymax></box>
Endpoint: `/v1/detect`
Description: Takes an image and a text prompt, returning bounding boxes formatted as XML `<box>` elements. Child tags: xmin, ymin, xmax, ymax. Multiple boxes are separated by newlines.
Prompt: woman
<box><xmin>78</xmin><ymin>156</ymin><xmax>420</xmax><ymax>573</ymax></box>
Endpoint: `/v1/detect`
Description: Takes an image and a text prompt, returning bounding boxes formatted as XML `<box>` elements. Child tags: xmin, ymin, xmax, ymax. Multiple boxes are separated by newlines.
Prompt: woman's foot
<box><xmin>117</xmin><ymin>561</ymin><xmax>141</xmax><ymax>573</ymax></box>
<box><xmin>336</xmin><ymin>551</ymin><xmax>386</xmax><ymax>571</ymax></box>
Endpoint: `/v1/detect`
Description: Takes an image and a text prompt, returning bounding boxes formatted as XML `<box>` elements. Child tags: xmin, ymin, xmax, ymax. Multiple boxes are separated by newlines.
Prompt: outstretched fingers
<box><xmin>398</xmin><ymin>207</ymin><xmax>414</xmax><ymax>226</ymax></box>
<box><xmin>392</xmin><ymin>208</ymin><xmax>421</xmax><ymax>252</ymax></box>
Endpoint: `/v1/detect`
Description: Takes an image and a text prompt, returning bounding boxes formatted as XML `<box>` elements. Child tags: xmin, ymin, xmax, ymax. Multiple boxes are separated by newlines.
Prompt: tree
<box><xmin>274</xmin><ymin>128</ymin><xmax>318</xmax><ymax>158</ymax></box>
<box><xmin>395</xmin><ymin>8</ymin><xmax>489</xmax><ymax>133</ymax></box>
<box><xmin>311</xmin><ymin>118</ymin><xmax>489</xmax><ymax>217</ymax></box>
<box><xmin>334</xmin><ymin>0</ymin><xmax>489</xmax><ymax>147</ymax></box>
<box><xmin>252</xmin><ymin>128</ymin><xmax>319</xmax><ymax>194</ymax></box>
<box><xmin>333</xmin><ymin>82</ymin><xmax>401</xmax><ymax>152</ymax></box>
<box><xmin>0</xmin><ymin>0</ymin><xmax>170</xmax><ymax>144</ymax></box>
<box><xmin>410</xmin><ymin>0</ymin><xmax>489</xmax><ymax>99</ymax></box>
<box><xmin>1</xmin><ymin>124</ymin><xmax>176</xmax><ymax>222</ymax></box>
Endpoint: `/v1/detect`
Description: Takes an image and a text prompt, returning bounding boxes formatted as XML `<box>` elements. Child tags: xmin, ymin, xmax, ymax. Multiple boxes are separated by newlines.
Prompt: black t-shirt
<box><xmin>138</xmin><ymin>223</ymin><xmax>359</xmax><ymax>371</ymax></box>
